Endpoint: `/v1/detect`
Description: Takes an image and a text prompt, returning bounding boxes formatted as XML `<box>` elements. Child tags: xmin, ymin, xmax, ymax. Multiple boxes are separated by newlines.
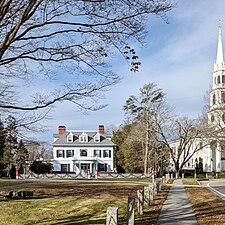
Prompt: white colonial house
<box><xmin>169</xmin><ymin>26</ymin><xmax>225</xmax><ymax>173</ymax></box>
<box><xmin>52</xmin><ymin>125</ymin><xmax>116</xmax><ymax>174</ymax></box>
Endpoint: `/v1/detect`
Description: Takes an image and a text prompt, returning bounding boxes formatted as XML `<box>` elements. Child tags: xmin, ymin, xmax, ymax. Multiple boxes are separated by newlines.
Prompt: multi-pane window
<box><xmin>98</xmin><ymin>163</ymin><xmax>106</xmax><ymax>172</ymax></box>
<box><xmin>80</xmin><ymin>149</ymin><xmax>88</xmax><ymax>157</ymax></box>
<box><xmin>67</xmin><ymin>132</ymin><xmax>73</xmax><ymax>142</ymax></box>
<box><xmin>103</xmin><ymin>150</ymin><xmax>111</xmax><ymax>158</ymax></box>
<box><xmin>66</xmin><ymin>150</ymin><xmax>74</xmax><ymax>158</ymax></box>
<box><xmin>79</xmin><ymin>133</ymin><xmax>88</xmax><ymax>142</ymax></box>
<box><xmin>94</xmin><ymin>134</ymin><xmax>100</xmax><ymax>142</ymax></box>
<box><xmin>67</xmin><ymin>136</ymin><xmax>73</xmax><ymax>142</ymax></box>
<box><xmin>57</xmin><ymin>149</ymin><xmax>64</xmax><ymax>158</ymax></box>
<box><xmin>94</xmin><ymin>149</ymin><xmax>101</xmax><ymax>157</ymax></box>
<box><xmin>61</xmin><ymin>164</ymin><xmax>70</xmax><ymax>172</ymax></box>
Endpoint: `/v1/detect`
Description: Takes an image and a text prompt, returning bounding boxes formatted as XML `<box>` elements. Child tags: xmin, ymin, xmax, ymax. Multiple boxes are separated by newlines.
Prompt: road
<box><xmin>200</xmin><ymin>179</ymin><xmax>225</xmax><ymax>200</ymax></box>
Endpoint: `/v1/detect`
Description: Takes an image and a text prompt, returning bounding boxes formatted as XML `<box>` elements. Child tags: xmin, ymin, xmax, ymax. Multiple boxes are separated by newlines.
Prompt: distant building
<box><xmin>52</xmin><ymin>125</ymin><xmax>116</xmax><ymax>174</ymax></box>
<box><xmin>170</xmin><ymin>26</ymin><xmax>225</xmax><ymax>173</ymax></box>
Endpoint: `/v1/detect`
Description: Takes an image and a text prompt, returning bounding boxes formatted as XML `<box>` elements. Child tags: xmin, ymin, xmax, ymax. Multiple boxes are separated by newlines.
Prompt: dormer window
<box><xmin>67</xmin><ymin>132</ymin><xmax>73</xmax><ymax>143</ymax></box>
<box><xmin>94</xmin><ymin>133</ymin><xmax>101</xmax><ymax>143</ymax></box>
<box><xmin>79</xmin><ymin>132</ymin><xmax>88</xmax><ymax>142</ymax></box>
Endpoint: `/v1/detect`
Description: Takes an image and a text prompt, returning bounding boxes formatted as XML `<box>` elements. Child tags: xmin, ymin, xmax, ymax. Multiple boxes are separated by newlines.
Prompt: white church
<box><xmin>170</xmin><ymin>26</ymin><xmax>225</xmax><ymax>173</ymax></box>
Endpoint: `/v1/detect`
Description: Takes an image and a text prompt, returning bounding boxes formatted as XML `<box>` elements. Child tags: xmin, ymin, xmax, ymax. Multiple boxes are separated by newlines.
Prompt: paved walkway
<box><xmin>157</xmin><ymin>179</ymin><xmax>197</xmax><ymax>225</ymax></box>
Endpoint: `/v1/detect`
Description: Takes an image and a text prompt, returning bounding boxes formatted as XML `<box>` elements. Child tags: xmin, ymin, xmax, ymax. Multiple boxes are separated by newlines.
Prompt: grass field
<box><xmin>0</xmin><ymin>178</ymin><xmax>169</xmax><ymax>225</ymax></box>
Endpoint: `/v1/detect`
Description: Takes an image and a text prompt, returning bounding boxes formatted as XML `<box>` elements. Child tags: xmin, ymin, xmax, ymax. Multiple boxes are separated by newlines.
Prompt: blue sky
<box><xmin>32</xmin><ymin>0</ymin><xmax>225</xmax><ymax>143</ymax></box>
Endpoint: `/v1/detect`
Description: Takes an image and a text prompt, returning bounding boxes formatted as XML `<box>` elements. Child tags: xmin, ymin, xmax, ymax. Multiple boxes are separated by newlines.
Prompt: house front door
<box><xmin>81</xmin><ymin>164</ymin><xmax>90</xmax><ymax>174</ymax></box>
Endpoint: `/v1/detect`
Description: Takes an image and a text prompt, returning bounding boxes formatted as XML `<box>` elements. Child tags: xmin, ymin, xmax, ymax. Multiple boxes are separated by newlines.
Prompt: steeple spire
<box><xmin>216</xmin><ymin>21</ymin><xmax>224</xmax><ymax>65</ymax></box>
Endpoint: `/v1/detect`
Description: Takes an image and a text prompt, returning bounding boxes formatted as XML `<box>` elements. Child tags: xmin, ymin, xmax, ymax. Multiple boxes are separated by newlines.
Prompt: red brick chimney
<box><xmin>58</xmin><ymin>126</ymin><xmax>66</xmax><ymax>134</ymax></box>
<box><xmin>99</xmin><ymin>125</ymin><xmax>104</xmax><ymax>134</ymax></box>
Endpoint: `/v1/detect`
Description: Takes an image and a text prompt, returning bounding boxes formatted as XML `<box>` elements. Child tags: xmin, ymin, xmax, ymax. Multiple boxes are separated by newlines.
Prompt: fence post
<box><xmin>127</xmin><ymin>196</ymin><xmax>135</xmax><ymax>225</ymax></box>
<box><xmin>159</xmin><ymin>178</ymin><xmax>162</xmax><ymax>191</ymax></box>
<box><xmin>149</xmin><ymin>184</ymin><xmax>154</xmax><ymax>201</ymax></box>
<box><xmin>144</xmin><ymin>186</ymin><xmax>150</xmax><ymax>206</ymax></box>
<box><xmin>153</xmin><ymin>182</ymin><xmax>157</xmax><ymax>196</ymax></box>
<box><xmin>165</xmin><ymin>174</ymin><xmax>169</xmax><ymax>183</ymax></box>
<box><xmin>162</xmin><ymin>176</ymin><xmax>166</xmax><ymax>186</ymax></box>
<box><xmin>106</xmin><ymin>207</ymin><xmax>118</xmax><ymax>225</ymax></box>
<box><xmin>137</xmin><ymin>189</ymin><xmax>143</xmax><ymax>215</ymax></box>
<box><xmin>156</xmin><ymin>181</ymin><xmax>160</xmax><ymax>193</ymax></box>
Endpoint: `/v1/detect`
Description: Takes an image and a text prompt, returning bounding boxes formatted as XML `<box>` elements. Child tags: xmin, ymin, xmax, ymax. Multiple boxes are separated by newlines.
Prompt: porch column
<box><xmin>79</xmin><ymin>162</ymin><xmax>81</xmax><ymax>174</ymax></box>
<box><xmin>95</xmin><ymin>161</ymin><xmax>98</xmax><ymax>174</ymax></box>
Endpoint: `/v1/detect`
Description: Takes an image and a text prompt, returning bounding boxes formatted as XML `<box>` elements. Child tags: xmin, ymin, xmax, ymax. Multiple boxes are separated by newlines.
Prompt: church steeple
<box><xmin>208</xmin><ymin>22</ymin><xmax>225</xmax><ymax>127</ymax></box>
<box><xmin>216</xmin><ymin>24</ymin><xmax>224</xmax><ymax>66</ymax></box>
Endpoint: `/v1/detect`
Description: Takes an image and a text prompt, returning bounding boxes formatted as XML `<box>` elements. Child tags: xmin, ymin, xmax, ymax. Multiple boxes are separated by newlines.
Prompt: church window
<box><xmin>212</xmin><ymin>94</ymin><xmax>216</xmax><ymax>105</ymax></box>
<box><xmin>222</xmin><ymin>113</ymin><xmax>225</xmax><ymax>123</ymax></box>
<box><xmin>222</xmin><ymin>75</ymin><xmax>225</xmax><ymax>83</ymax></box>
<box><xmin>222</xmin><ymin>92</ymin><xmax>225</xmax><ymax>103</ymax></box>
<box><xmin>211</xmin><ymin>114</ymin><xmax>215</xmax><ymax>122</ymax></box>
<box><xmin>218</xmin><ymin>76</ymin><xmax>221</xmax><ymax>84</ymax></box>
<box><xmin>221</xmin><ymin>141</ymin><xmax>225</xmax><ymax>159</ymax></box>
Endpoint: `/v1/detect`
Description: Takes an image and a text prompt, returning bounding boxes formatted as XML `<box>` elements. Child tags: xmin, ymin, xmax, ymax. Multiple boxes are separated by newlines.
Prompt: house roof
<box><xmin>53</xmin><ymin>131</ymin><xmax>116</xmax><ymax>147</ymax></box>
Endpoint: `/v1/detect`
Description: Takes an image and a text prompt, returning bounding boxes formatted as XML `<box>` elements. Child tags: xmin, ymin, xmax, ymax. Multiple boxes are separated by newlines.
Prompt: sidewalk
<box><xmin>157</xmin><ymin>179</ymin><xmax>197</xmax><ymax>225</ymax></box>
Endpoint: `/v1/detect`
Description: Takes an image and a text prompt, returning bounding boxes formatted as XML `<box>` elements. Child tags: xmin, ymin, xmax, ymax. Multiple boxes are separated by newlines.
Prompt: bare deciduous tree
<box><xmin>157</xmin><ymin>116</ymin><xmax>213</xmax><ymax>177</ymax></box>
<box><xmin>24</xmin><ymin>140</ymin><xmax>52</xmax><ymax>161</ymax></box>
<box><xmin>0</xmin><ymin>0</ymin><xmax>174</xmax><ymax>130</ymax></box>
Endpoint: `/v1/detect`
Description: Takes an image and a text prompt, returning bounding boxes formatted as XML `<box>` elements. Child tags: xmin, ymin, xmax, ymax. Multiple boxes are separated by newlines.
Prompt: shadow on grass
<box><xmin>24</xmin><ymin>214</ymin><xmax>105</xmax><ymax>225</ymax></box>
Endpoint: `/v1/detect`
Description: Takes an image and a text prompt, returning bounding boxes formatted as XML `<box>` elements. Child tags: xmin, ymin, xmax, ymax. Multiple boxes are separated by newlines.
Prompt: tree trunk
<box><xmin>175</xmin><ymin>160</ymin><xmax>180</xmax><ymax>179</ymax></box>
<box><xmin>144</xmin><ymin>111</ymin><xmax>149</xmax><ymax>175</ymax></box>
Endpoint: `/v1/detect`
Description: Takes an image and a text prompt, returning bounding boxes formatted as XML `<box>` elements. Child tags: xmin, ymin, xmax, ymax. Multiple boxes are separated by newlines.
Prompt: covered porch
<box><xmin>73</xmin><ymin>159</ymin><xmax>108</xmax><ymax>175</ymax></box>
